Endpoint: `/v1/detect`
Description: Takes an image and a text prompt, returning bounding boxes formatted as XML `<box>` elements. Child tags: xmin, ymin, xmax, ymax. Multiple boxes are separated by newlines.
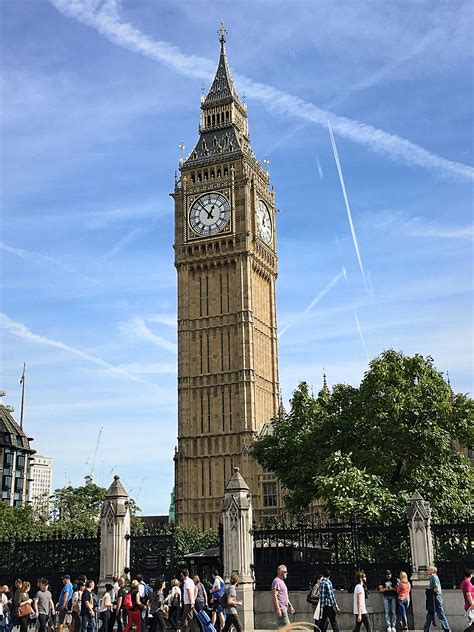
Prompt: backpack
<box><xmin>140</xmin><ymin>583</ymin><xmax>153</xmax><ymax>605</ymax></box>
<box><xmin>214</xmin><ymin>579</ymin><xmax>225</xmax><ymax>599</ymax></box>
<box><xmin>306</xmin><ymin>584</ymin><xmax>319</xmax><ymax>606</ymax></box>
<box><xmin>219</xmin><ymin>588</ymin><xmax>229</xmax><ymax>609</ymax></box>
<box><xmin>123</xmin><ymin>593</ymin><xmax>133</xmax><ymax>610</ymax></box>
<box><xmin>171</xmin><ymin>592</ymin><xmax>180</xmax><ymax>608</ymax></box>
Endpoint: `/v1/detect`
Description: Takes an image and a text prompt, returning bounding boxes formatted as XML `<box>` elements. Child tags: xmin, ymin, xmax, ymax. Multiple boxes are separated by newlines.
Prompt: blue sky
<box><xmin>1</xmin><ymin>0</ymin><xmax>472</xmax><ymax>515</ymax></box>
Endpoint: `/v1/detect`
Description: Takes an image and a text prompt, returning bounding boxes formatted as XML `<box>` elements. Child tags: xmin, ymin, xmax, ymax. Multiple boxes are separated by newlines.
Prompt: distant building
<box><xmin>0</xmin><ymin>400</ymin><xmax>36</xmax><ymax>507</ymax></box>
<box><xmin>30</xmin><ymin>454</ymin><xmax>53</xmax><ymax>517</ymax></box>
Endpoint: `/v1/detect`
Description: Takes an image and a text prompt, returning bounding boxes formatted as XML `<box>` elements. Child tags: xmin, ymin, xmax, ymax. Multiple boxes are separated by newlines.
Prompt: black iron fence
<box><xmin>0</xmin><ymin>531</ymin><xmax>100</xmax><ymax>599</ymax></box>
<box><xmin>253</xmin><ymin>521</ymin><xmax>411</xmax><ymax>591</ymax></box>
<box><xmin>433</xmin><ymin>522</ymin><xmax>474</xmax><ymax>588</ymax></box>
<box><xmin>129</xmin><ymin>531</ymin><xmax>179</xmax><ymax>583</ymax></box>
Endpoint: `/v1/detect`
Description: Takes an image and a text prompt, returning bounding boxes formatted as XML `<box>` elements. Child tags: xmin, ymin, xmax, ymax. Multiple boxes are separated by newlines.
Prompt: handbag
<box><xmin>17</xmin><ymin>602</ymin><xmax>33</xmax><ymax>617</ymax></box>
<box><xmin>306</xmin><ymin>585</ymin><xmax>319</xmax><ymax>605</ymax></box>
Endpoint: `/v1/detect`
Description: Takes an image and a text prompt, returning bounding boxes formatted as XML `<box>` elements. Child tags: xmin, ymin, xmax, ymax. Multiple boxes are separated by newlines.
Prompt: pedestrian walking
<box><xmin>98</xmin><ymin>584</ymin><xmax>114</xmax><ymax>632</ymax></box>
<box><xmin>180</xmin><ymin>569</ymin><xmax>195</xmax><ymax>632</ymax></box>
<box><xmin>378</xmin><ymin>570</ymin><xmax>398</xmax><ymax>632</ymax></box>
<box><xmin>33</xmin><ymin>579</ymin><xmax>55</xmax><ymax>632</ymax></box>
<box><xmin>353</xmin><ymin>571</ymin><xmax>371</xmax><ymax>632</ymax></box>
<box><xmin>423</xmin><ymin>566</ymin><xmax>451</xmax><ymax>632</ymax></box>
<box><xmin>306</xmin><ymin>574</ymin><xmax>322</xmax><ymax>630</ymax></box>
<box><xmin>193</xmin><ymin>576</ymin><xmax>208</xmax><ymax>613</ymax></box>
<box><xmin>71</xmin><ymin>581</ymin><xmax>84</xmax><ymax>632</ymax></box>
<box><xmin>164</xmin><ymin>579</ymin><xmax>181</xmax><ymax>632</ymax></box>
<box><xmin>221</xmin><ymin>572</ymin><xmax>243</xmax><ymax>632</ymax></box>
<box><xmin>460</xmin><ymin>569</ymin><xmax>474</xmax><ymax>632</ymax></box>
<box><xmin>123</xmin><ymin>581</ymin><xmax>143</xmax><ymax>632</ymax></box>
<box><xmin>81</xmin><ymin>580</ymin><xmax>96</xmax><ymax>632</ymax></box>
<box><xmin>149</xmin><ymin>580</ymin><xmax>166</xmax><ymax>632</ymax></box>
<box><xmin>15</xmin><ymin>581</ymin><xmax>33</xmax><ymax>632</ymax></box>
<box><xmin>210</xmin><ymin>570</ymin><xmax>225</xmax><ymax>632</ymax></box>
<box><xmin>318</xmin><ymin>570</ymin><xmax>340</xmax><ymax>632</ymax></box>
<box><xmin>272</xmin><ymin>565</ymin><xmax>295</xmax><ymax>628</ymax></box>
<box><xmin>113</xmin><ymin>578</ymin><xmax>127</xmax><ymax>632</ymax></box>
<box><xmin>0</xmin><ymin>585</ymin><xmax>8</xmax><ymax>632</ymax></box>
<box><xmin>397</xmin><ymin>572</ymin><xmax>411</xmax><ymax>631</ymax></box>
<box><xmin>57</xmin><ymin>576</ymin><xmax>74</xmax><ymax>632</ymax></box>
<box><xmin>136</xmin><ymin>575</ymin><xmax>152</xmax><ymax>632</ymax></box>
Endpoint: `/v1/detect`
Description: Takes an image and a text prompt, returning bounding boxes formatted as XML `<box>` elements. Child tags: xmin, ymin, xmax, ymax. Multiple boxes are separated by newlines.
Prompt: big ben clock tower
<box><xmin>173</xmin><ymin>24</ymin><xmax>282</xmax><ymax>528</ymax></box>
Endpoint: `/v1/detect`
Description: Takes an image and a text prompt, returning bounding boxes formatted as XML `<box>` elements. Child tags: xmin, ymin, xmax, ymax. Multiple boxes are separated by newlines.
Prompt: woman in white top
<box><xmin>99</xmin><ymin>583</ymin><xmax>114</xmax><ymax>632</ymax></box>
<box><xmin>353</xmin><ymin>571</ymin><xmax>371</xmax><ymax>632</ymax></box>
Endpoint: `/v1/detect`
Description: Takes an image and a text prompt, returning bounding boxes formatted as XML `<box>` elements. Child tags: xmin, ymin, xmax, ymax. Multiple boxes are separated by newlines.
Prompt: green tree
<box><xmin>252</xmin><ymin>350</ymin><xmax>474</xmax><ymax>522</ymax></box>
<box><xmin>50</xmin><ymin>483</ymin><xmax>106</xmax><ymax>527</ymax></box>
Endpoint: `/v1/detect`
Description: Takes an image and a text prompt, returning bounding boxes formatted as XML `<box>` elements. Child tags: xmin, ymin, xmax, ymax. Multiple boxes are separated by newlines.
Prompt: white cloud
<box><xmin>115</xmin><ymin>361</ymin><xmax>176</xmax><ymax>375</ymax></box>
<box><xmin>118</xmin><ymin>316</ymin><xmax>177</xmax><ymax>353</ymax></box>
<box><xmin>49</xmin><ymin>0</ymin><xmax>474</xmax><ymax>181</ymax></box>
<box><xmin>148</xmin><ymin>313</ymin><xmax>177</xmax><ymax>327</ymax></box>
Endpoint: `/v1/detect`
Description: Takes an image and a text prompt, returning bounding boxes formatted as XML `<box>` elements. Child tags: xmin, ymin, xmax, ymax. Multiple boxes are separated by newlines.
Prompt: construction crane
<box><xmin>85</xmin><ymin>426</ymin><xmax>103</xmax><ymax>485</ymax></box>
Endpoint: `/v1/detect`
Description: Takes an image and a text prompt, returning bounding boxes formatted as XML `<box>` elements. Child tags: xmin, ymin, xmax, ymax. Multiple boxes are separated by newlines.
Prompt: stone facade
<box><xmin>173</xmin><ymin>27</ymin><xmax>282</xmax><ymax>529</ymax></box>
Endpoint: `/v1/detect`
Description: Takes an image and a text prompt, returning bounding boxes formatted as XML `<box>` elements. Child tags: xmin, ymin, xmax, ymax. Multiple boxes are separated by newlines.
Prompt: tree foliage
<box><xmin>252</xmin><ymin>350</ymin><xmax>474</xmax><ymax>523</ymax></box>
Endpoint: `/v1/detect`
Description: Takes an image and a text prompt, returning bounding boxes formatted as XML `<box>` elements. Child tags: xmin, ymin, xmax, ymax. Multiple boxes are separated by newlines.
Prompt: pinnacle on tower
<box><xmin>322</xmin><ymin>370</ymin><xmax>329</xmax><ymax>394</ymax></box>
<box><xmin>203</xmin><ymin>22</ymin><xmax>241</xmax><ymax>106</ymax></box>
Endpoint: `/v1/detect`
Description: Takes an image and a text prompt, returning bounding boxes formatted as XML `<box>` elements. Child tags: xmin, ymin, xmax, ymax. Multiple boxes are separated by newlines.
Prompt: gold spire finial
<box><xmin>219</xmin><ymin>20</ymin><xmax>227</xmax><ymax>46</ymax></box>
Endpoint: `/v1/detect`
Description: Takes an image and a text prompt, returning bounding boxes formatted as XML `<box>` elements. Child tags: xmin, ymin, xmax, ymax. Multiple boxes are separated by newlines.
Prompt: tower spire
<box><xmin>203</xmin><ymin>22</ymin><xmax>240</xmax><ymax>106</ymax></box>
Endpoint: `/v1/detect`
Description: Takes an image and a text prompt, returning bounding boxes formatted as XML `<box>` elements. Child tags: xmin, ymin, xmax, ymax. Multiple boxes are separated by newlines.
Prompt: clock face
<box><xmin>256</xmin><ymin>199</ymin><xmax>272</xmax><ymax>244</ymax></box>
<box><xmin>189</xmin><ymin>192</ymin><xmax>231</xmax><ymax>237</ymax></box>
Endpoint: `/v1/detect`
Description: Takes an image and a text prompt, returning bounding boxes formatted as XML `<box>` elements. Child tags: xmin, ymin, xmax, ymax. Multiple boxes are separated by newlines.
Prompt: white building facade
<box><xmin>30</xmin><ymin>454</ymin><xmax>52</xmax><ymax>516</ymax></box>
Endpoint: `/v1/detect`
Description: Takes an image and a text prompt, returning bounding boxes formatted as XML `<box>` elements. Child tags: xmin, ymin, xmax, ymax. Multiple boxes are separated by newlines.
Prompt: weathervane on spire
<box><xmin>219</xmin><ymin>20</ymin><xmax>227</xmax><ymax>45</ymax></box>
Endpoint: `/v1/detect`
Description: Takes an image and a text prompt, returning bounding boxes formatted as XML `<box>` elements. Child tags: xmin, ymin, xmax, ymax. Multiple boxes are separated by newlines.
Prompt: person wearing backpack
<box><xmin>210</xmin><ymin>570</ymin><xmax>225</xmax><ymax>632</ymax></box>
<box><xmin>136</xmin><ymin>575</ymin><xmax>152</xmax><ymax>632</ymax></box>
<box><xmin>164</xmin><ymin>579</ymin><xmax>181</xmax><ymax>632</ymax></box>
<box><xmin>124</xmin><ymin>581</ymin><xmax>144</xmax><ymax>632</ymax></box>
<box><xmin>221</xmin><ymin>572</ymin><xmax>242</xmax><ymax>632</ymax></box>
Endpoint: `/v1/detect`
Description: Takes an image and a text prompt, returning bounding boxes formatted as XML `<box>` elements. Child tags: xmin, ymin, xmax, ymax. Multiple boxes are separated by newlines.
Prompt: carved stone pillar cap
<box><xmin>225</xmin><ymin>467</ymin><xmax>250</xmax><ymax>492</ymax></box>
<box><xmin>106</xmin><ymin>474</ymin><xmax>129</xmax><ymax>499</ymax></box>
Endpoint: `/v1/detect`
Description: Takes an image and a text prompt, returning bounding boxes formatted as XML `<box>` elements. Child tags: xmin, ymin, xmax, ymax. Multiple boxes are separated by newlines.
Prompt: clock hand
<box><xmin>205</xmin><ymin>204</ymin><xmax>215</xmax><ymax>219</ymax></box>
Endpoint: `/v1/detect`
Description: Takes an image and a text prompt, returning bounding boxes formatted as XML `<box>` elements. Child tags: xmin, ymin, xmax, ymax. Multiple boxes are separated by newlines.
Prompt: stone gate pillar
<box><xmin>407</xmin><ymin>490</ymin><xmax>434</xmax><ymax>583</ymax></box>
<box><xmin>407</xmin><ymin>491</ymin><xmax>435</xmax><ymax>630</ymax></box>
<box><xmin>222</xmin><ymin>467</ymin><xmax>254</xmax><ymax>631</ymax></box>
<box><xmin>99</xmin><ymin>475</ymin><xmax>131</xmax><ymax>590</ymax></box>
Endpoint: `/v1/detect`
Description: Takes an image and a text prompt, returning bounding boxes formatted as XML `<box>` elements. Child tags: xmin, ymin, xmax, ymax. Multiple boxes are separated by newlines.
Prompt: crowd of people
<box><xmin>1</xmin><ymin>565</ymin><xmax>473</xmax><ymax>632</ymax></box>
<box><xmin>0</xmin><ymin>568</ymin><xmax>241</xmax><ymax>632</ymax></box>
<box><xmin>272</xmin><ymin>564</ymin><xmax>474</xmax><ymax>632</ymax></box>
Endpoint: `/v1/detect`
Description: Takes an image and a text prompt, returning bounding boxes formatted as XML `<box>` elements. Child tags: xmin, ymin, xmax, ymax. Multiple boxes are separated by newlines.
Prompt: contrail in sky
<box><xmin>0</xmin><ymin>312</ymin><xmax>151</xmax><ymax>385</ymax></box>
<box><xmin>328</xmin><ymin>120</ymin><xmax>368</xmax><ymax>291</ymax></box>
<box><xmin>49</xmin><ymin>0</ymin><xmax>474</xmax><ymax>182</ymax></box>
<box><xmin>279</xmin><ymin>267</ymin><xmax>346</xmax><ymax>338</ymax></box>
<box><xmin>316</xmin><ymin>158</ymin><xmax>324</xmax><ymax>181</ymax></box>
<box><xmin>354</xmin><ymin>312</ymin><xmax>369</xmax><ymax>362</ymax></box>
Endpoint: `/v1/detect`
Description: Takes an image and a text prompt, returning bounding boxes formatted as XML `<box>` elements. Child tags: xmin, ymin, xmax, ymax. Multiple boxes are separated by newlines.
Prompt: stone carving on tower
<box><xmin>172</xmin><ymin>23</ymin><xmax>282</xmax><ymax>528</ymax></box>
